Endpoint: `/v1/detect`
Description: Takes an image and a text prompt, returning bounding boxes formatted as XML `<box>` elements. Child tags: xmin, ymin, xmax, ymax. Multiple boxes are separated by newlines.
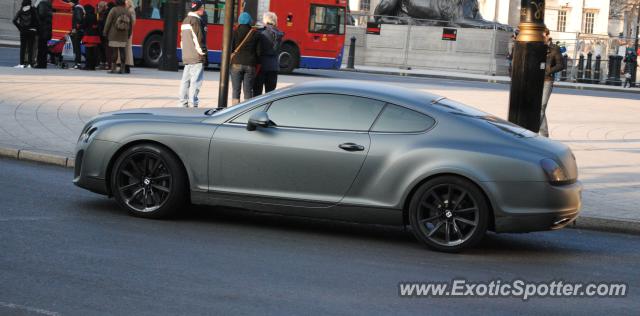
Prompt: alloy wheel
<box><xmin>116</xmin><ymin>152</ymin><xmax>172</xmax><ymax>213</ymax></box>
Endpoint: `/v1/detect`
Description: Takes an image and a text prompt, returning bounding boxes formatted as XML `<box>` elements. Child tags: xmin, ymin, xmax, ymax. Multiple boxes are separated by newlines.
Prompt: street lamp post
<box><xmin>218</xmin><ymin>0</ymin><xmax>236</xmax><ymax>108</ymax></box>
<box><xmin>508</xmin><ymin>0</ymin><xmax>546</xmax><ymax>132</ymax></box>
<box><xmin>159</xmin><ymin>0</ymin><xmax>180</xmax><ymax>71</ymax></box>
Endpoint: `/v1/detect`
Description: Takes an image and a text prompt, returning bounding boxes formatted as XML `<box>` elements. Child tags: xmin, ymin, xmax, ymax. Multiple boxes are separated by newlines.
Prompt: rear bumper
<box><xmin>486</xmin><ymin>180</ymin><xmax>582</xmax><ymax>233</ymax></box>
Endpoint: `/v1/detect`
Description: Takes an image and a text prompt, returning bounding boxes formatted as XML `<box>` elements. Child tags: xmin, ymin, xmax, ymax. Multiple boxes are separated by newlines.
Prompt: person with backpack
<box><xmin>69</xmin><ymin>0</ymin><xmax>85</xmax><ymax>69</ymax></box>
<box><xmin>178</xmin><ymin>0</ymin><xmax>207</xmax><ymax>107</ymax></box>
<box><xmin>13</xmin><ymin>0</ymin><xmax>39</xmax><ymax>68</ymax></box>
<box><xmin>103</xmin><ymin>0</ymin><xmax>132</xmax><ymax>74</ymax></box>
<box><xmin>230</xmin><ymin>12</ymin><xmax>260</xmax><ymax>105</ymax></box>
<box><xmin>253</xmin><ymin>12</ymin><xmax>283</xmax><ymax>96</ymax></box>
<box><xmin>81</xmin><ymin>4</ymin><xmax>100</xmax><ymax>70</ymax></box>
<box><xmin>35</xmin><ymin>0</ymin><xmax>52</xmax><ymax>68</ymax></box>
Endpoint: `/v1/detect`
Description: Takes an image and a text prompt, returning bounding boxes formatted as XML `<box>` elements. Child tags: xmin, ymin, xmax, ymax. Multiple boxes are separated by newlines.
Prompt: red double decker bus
<box><xmin>51</xmin><ymin>0</ymin><xmax>347</xmax><ymax>72</ymax></box>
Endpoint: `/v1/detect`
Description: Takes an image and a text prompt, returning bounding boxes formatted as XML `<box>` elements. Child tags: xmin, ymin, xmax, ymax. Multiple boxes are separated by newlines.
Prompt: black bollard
<box><xmin>613</xmin><ymin>56</ymin><xmax>622</xmax><ymax>86</ymax></box>
<box><xmin>576</xmin><ymin>54</ymin><xmax>584</xmax><ymax>83</ymax></box>
<box><xmin>606</xmin><ymin>55</ymin><xmax>615</xmax><ymax>85</ymax></box>
<box><xmin>593</xmin><ymin>55</ymin><xmax>601</xmax><ymax>84</ymax></box>
<box><xmin>584</xmin><ymin>52</ymin><xmax>592</xmax><ymax>83</ymax></box>
<box><xmin>347</xmin><ymin>36</ymin><xmax>356</xmax><ymax>69</ymax></box>
<box><xmin>561</xmin><ymin>55</ymin><xmax>568</xmax><ymax>81</ymax></box>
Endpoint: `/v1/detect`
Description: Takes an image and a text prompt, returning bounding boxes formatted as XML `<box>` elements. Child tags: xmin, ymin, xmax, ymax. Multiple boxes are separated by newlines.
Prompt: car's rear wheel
<box><xmin>408</xmin><ymin>176</ymin><xmax>489</xmax><ymax>252</ymax></box>
<box><xmin>110</xmin><ymin>144</ymin><xmax>187</xmax><ymax>219</ymax></box>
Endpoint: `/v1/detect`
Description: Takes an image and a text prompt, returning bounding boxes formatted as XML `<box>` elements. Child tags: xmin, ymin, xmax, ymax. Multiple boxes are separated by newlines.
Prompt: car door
<box><xmin>210</xmin><ymin>93</ymin><xmax>385</xmax><ymax>205</ymax></box>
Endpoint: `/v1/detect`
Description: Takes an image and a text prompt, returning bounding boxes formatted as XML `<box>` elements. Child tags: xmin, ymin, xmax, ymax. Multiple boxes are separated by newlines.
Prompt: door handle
<box><xmin>339</xmin><ymin>143</ymin><xmax>365</xmax><ymax>152</ymax></box>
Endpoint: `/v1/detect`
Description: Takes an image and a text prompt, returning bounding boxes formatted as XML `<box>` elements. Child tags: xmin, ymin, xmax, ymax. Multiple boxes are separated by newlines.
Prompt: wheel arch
<box><xmin>105</xmin><ymin>139</ymin><xmax>190</xmax><ymax>198</ymax></box>
<box><xmin>402</xmin><ymin>173</ymin><xmax>496</xmax><ymax>231</ymax></box>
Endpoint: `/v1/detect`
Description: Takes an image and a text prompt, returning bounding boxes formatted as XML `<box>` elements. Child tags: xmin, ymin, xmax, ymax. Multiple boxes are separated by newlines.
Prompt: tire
<box><xmin>110</xmin><ymin>143</ymin><xmax>187</xmax><ymax>219</ymax></box>
<box><xmin>408</xmin><ymin>176</ymin><xmax>489</xmax><ymax>252</ymax></box>
<box><xmin>278</xmin><ymin>43</ymin><xmax>299</xmax><ymax>74</ymax></box>
<box><xmin>143</xmin><ymin>33</ymin><xmax>163</xmax><ymax>68</ymax></box>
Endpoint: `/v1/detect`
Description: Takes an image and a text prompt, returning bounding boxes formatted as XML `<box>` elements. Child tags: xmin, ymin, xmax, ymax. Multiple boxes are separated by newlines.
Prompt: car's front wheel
<box><xmin>110</xmin><ymin>143</ymin><xmax>187</xmax><ymax>219</ymax></box>
<box><xmin>408</xmin><ymin>176</ymin><xmax>489</xmax><ymax>252</ymax></box>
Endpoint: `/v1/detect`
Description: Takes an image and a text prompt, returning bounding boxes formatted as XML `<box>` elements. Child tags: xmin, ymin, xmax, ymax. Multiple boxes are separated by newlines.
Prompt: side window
<box><xmin>136</xmin><ymin>0</ymin><xmax>164</xmax><ymax>20</ymax></box>
<box><xmin>231</xmin><ymin>104</ymin><xmax>267</xmax><ymax>124</ymax></box>
<box><xmin>309</xmin><ymin>5</ymin><xmax>343</xmax><ymax>34</ymax></box>
<box><xmin>371</xmin><ymin>104</ymin><xmax>435</xmax><ymax>133</ymax></box>
<box><xmin>267</xmin><ymin>94</ymin><xmax>385</xmax><ymax>131</ymax></box>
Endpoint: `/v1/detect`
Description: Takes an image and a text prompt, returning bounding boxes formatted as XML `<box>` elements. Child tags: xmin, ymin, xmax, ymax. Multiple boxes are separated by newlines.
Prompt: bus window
<box><xmin>137</xmin><ymin>0</ymin><xmax>164</xmax><ymax>20</ymax></box>
<box><xmin>308</xmin><ymin>5</ymin><xmax>345</xmax><ymax>35</ymax></box>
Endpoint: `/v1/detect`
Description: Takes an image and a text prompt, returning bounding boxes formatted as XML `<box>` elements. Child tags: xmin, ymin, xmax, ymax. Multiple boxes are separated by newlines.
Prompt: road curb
<box><xmin>1</xmin><ymin>145</ymin><xmax>639</xmax><ymax>236</ymax></box>
<box><xmin>571</xmin><ymin>216</ymin><xmax>640</xmax><ymax>235</ymax></box>
<box><xmin>0</xmin><ymin>147</ymin><xmax>73</xmax><ymax>168</ymax></box>
<box><xmin>341</xmin><ymin>68</ymin><xmax>640</xmax><ymax>95</ymax></box>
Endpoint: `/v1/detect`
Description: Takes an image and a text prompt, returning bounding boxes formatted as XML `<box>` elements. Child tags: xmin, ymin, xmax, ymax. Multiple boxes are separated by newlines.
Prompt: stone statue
<box><xmin>374</xmin><ymin>0</ymin><xmax>509</xmax><ymax>30</ymax></box>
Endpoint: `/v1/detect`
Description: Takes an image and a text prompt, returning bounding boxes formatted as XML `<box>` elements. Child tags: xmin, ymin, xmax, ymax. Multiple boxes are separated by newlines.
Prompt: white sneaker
<box><xmin>26</xmin><ymin>65</ymin><xmax>32</xmax><ymax>69</ymax></box>
<box><xmin>14</xmin><ymin>64</ymin><xmax>25</xmax><ymax>68</ymax></box>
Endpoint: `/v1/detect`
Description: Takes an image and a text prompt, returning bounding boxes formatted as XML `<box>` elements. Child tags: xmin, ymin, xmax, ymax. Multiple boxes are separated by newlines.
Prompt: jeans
<box><xmin>179</xmin><ymin>63</ymin><xmax>204</xmax><ymax>107</ymax></box>
<box><xmin>254</xmin><ymin>70</ymin><xmax>278</xmax><ymax>96</ymax></box>
<box><xmin>19</xmin><ymin>31</ymin><xmax>36</xmax><ymax>66</ymax></box>
<box><xmin>539</xmin><ymin>81</ymin><xmax>553</xmax><ymax>137</ymax></box>
<box><xmin>230</xmin><ymin>64</ymin><xmax>256</xmax><ymax>101</ymax></box>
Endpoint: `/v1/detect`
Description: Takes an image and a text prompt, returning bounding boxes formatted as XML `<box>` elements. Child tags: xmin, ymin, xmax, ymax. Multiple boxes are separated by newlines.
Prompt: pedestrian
<box><xmin>13</xmin><ymin>0</ymin><xmax>39</xmax><ymax>68</ymax></box>
<box><xmin>34</xmin><ymin>0</ymin><xmax>52</xmax><ymax>68</ymax></box>
<box><xmin>178</xmin><ymin>0</ymin><xmax>207</xmax><ymax>108</ymax></box>
<box><xmin>539</xmin><ymin>29</ymin><xmax>564</xmax><ymax>138</ymax></box>
<box><xmin>122</xmin><ymin>0</ymin><xmax>136</xmax><ymax>73</ymax></box>
<box><xmin>81</xmin><ymin>4</ymin><xmax>100</xmax><ymax>70</ymax></box>
<box><xmin>230</xmin><ymin>12</ymin><xmax>260</xmax><ymax>105</ymax></box>
<box><xmin>253</xmin><ymin>12</ymin><xmax>283</xmax><ymax>97</ymax></box>
<box><xmin>506</xmin><ymin>32</ymin><xmax>516</xmax><ymax>78</ymax></box>
<box><xmin>103</xmin><ymin>0</ymin><xmax>131</xmax><ymax>74</ymax></box>
<box><xmin>96</xmin><ymin>1</ymin><xmax>109</xmax><ymax>70</ymax></box>
<box><xmin>69</xmin><ymin>0</ymin><xmax>85</xmax><ymax>69</ymax></box>
<box><xmin>622</xmin><ymin>48</ymin><xmax>637</xmax><ymax>88</ymax></box>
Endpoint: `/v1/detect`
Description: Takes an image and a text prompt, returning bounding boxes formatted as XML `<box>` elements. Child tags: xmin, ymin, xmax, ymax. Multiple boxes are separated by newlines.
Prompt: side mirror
<box><xmin>247</xmin><ymin>111</ymin><xmax>271</xmax><ymax>131</ymax></box>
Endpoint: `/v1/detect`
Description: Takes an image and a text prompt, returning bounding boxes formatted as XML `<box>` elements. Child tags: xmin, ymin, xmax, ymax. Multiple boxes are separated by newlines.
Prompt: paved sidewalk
<box><xmin>0</xmin><ymin>66</ymin><xmax>639</xmax><ymax>232</ymax></box>
<box><xmin>343</xmin><ymin>65</ymin><xmax>640</xmax><ymax>95</ymax></box>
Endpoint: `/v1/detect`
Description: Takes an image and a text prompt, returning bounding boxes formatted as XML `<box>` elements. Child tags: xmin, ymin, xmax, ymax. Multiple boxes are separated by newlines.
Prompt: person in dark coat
<box><xmin>82</xmin><ymin>4</ymin><xmax>100</xmax><ymax>70</ymax></box>
<box><xmin>253</xmin><ymin>12</ymin><xmax>283</xmax><ymax>96</ymax></box>
<box><xmin>69</xmin><ymin>0</ymin><xmax>85</xmax><ymax>69</ymax></box>
<box><xmin>230</xmin><ymin>12</ymin><xmax>260</xmax><ymax>105</ymax></box>
<box><xmin>96</xmin><ymin>1</ymin><xmax>109</xmax><ymax>69</ymax></box>
<box><xmin>13</xmin><ymin>0</ymin><xmax>39</xmax><ymax>68</ymax></box>
<box><xmin>35</xmin><ymin>0</ymin><xmax>52</xmax><ymax>68</ymax></box>
<box><xmin>539</xmin><ymin>29</ymin><xmax>564</xmax><ymax>138</ymax></box>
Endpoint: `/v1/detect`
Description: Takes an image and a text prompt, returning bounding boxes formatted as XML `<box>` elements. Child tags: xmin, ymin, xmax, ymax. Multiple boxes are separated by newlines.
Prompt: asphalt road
<box><xmin>1</xmin><ymin>157</ymin><xmax>639</xmax><ymax>315</ymax></box>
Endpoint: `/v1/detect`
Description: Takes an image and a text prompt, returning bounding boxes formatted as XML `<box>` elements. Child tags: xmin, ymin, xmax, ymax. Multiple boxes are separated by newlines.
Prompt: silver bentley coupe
<box><xmin>74</xmin><ymin>80</ymin><xmax>581</xmax><ymax>252</ymax></box>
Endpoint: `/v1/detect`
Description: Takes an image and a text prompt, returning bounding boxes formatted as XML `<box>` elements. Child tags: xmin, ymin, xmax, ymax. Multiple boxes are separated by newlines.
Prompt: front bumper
<box><xmin>72</xmin><ymin>139</ymin><xmax>119</xmax><ymax>195</ymax></box>
<box><xmin>485</xmin><ymin>180</ymin><xmax>582</xmax><ymax>233</ymax></box>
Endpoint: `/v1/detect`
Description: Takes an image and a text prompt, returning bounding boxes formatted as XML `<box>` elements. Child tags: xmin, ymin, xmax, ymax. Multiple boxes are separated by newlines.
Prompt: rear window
<box><xmin>434</xmin><ymin>98</ymin><xmax>536</xmax><ymax>138</ymax></box>
<box><xmin>371</xmin><ymin>104</ymin><xmax>435</xmax><ymax>133</ymax></box>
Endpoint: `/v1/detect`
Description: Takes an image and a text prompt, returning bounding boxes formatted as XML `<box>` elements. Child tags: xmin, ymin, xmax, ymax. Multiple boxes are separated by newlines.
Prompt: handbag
<box><xmin>61</xmin><ymin>35</ymin><xmax>75</xmax><ymax>60</ymax></box>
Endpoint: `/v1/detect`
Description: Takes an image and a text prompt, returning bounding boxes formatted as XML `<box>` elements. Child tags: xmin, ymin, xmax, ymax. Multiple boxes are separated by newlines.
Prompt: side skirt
<box><xmin>191</xmin><ymin>191</ymin><xmax>404</xmax><ymax>226</ymax></box>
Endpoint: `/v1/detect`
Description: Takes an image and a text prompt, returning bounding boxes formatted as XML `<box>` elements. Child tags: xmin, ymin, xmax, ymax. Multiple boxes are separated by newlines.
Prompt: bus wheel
<box><xmin>143</xmin><ymin>34</ymin><xmax>163</xmax><ymax>68</ymax></box>
<box><xmin>278</xmin><ymin>43</ymin><xmax>299</xmax><ymax>74</ymax></box>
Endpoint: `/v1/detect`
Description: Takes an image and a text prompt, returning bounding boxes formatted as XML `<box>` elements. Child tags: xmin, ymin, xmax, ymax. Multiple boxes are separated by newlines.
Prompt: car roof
<box><xmin>284</xmin><ymin>80</ymin><xmax>441</xmax><ymax>109</ymax></box>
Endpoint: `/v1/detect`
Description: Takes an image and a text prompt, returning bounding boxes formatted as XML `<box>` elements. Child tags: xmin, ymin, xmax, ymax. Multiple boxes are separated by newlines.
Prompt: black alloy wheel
<box><xmin>409</xmin><ymin>176</ymin><xmax>489</xmax><ymax>252</ymax></box>
<box><xmin>111</xmin><ymin>144</ymin><xmax>187</xmax><ymax>218</ymax></box>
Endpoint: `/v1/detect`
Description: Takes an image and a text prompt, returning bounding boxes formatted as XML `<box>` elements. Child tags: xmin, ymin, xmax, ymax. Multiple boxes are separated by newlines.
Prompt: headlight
<box><xmin>540</xmin><ymin>158</ymin><xmax>568</xmax><ymax>184</ymax></box>
<box><xmin>77</xmin><ymin>126</ymin><xmax>98</xmax><ymax>143</ymax></box>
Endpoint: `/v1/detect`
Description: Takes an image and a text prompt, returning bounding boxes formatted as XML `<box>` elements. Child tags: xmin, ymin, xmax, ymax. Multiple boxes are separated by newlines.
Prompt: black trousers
<box><xmin>72</xmin><ymin>33</ymin><xmax>83</xmax><ymax>64</ymax></box>
<box><xmin>19</xmin><ymin>31</ymin><xmax>36</xmax><ymax>66</ymax></box>
<box><xmin>36</xmin><ymin>36</ymin><xmax>50</xmax><ymax>68</ymax></box>
<box><xmin>253</xmin><ymin>70</ymin><xmax>278</xmax><ymax>96</ymax></box>
<box><xmin>85</xmin><ymin>46</ymin><xmax>97</xmax><ymax>70</ymax></box>
<box><xmin>111</xmin><ymin>46</ymin><xmax>126</xmax><ymax>73</ymax></box>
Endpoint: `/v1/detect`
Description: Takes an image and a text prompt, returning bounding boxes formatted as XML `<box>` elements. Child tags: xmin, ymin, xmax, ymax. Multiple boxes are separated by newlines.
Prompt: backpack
<box><xmin>18</xmin><ymin>9</ymin><xmax>33</xmax><ymax>29</ymax></box>
<box><xmin>115</xmin><ymin>13</ymin><xmax>131</xmax><ymax>31</ymax></box>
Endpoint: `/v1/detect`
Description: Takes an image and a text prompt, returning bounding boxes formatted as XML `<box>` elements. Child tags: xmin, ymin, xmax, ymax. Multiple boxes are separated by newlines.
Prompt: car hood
<box><xmin>90</xmin><ymin>107</ymin><xmax>211</xmax><ymax>124</ymax></box>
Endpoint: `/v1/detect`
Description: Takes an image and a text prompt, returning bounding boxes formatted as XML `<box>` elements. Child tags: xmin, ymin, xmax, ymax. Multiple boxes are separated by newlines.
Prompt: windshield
<box><xmin>433</xmin><ymin>98</ymin><xmax>536</xmax><ymax>138</ymax></box>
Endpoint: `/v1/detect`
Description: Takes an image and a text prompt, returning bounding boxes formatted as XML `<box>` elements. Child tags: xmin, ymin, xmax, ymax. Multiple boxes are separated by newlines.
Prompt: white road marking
<box><xmin>0</xmin><ymin>301</ymin><xmax>60</xmax><ymax>316</ymax></box>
